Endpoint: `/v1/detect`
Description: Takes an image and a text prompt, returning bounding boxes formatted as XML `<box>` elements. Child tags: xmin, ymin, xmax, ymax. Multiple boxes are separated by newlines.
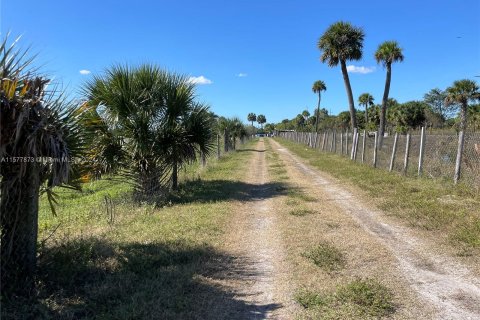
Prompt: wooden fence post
<box><xmin>340</xmin><ymin>132</ymin><xmax>344</xmax><ymax>154</ymax></box>
<box><xmin>454</xmin><ymin>130</ymin><xmax>465</xmax><ymax>184</ymax></box>
<box><xmin>389</xmin><ymin>132</ymin><xmax>398</xmax><ymax>172</ymax></box>
<box><xmin>418</xmin><ymin>127</ymin><xmax>426</xmax><ymax>176</ymax></box>
<box><xmin>333</xmin><ymin>131</ymin><xmax>337</xmax><ymax>153</ymax></box>
<box><xmin>217</xmin><ymin>134</ymin><xmax>220</xmax><ymax>159</ymax></box>
<box><xmin>353</xmin><ymin>130</ymin><xmax>360</xmax><ymax>161</ymax></box>
<box><xmin>350</xmin><ymin>128</ymin><xmax>357</xmax><ymax>160</ymax></box>
<box><xmin>346</xmin><ymin>129</ymin><xmax>349</xmax><ymax>156</ymax></box>
<box><xmin>373</xmin><ymin>132</ymin><xmax>378</xmax><ymax>168</ymax></box>
<box><xmin>403</xmin><ymin>133</ymin><xmax>411</xmax><ymax>174</ymax></box>
<box><xmin>224</xmin><ymin>129</ymin><xmax>228</xmax><ymax>153</ymax></box>
<box><xmin>361</xmin><ymin>130</ymin><xmax>366</xmax><ymax>163</ymax></box>
<box><xmin>322</xmin><ymin>131</ymin><xmax>327</xmax><ymax>151</ymax></box>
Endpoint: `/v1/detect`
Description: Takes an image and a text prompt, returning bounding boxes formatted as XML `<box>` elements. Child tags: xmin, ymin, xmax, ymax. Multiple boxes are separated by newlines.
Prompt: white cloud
<box><xmin>237</xmin><ymin>73</ymin><xmax>248</xmax><ymax>77</ymax></box>
<box><xmin>346</xmin><ymin>65</ymin><xmax>375</xmax><ymax>74</ymax></box>
<box><xmin>187</xmin><ymin>75</ymin><xmax>213</xmax><ymax>85</ymax></box>
<box><xmin>79</xmin><ymin>69</ymin><xmax>91</xmax><ymax>75</ymax></box>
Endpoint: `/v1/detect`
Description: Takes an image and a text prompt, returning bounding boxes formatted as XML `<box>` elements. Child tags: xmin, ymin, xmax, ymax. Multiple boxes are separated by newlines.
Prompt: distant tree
<box><xmin>445</xmin><ymin>79</ymin><xmax>480</xmax><ymax>132</ymax></box>
<box><xmin>247</xmin><ymin>113</ymin><xmax>257</xmax><ymax>127</ymax></box>
<box><xmin>388</xmin><ymin>101</ymin><xmax>426</xmax><ymax>133</ymax></box>
<box><xmin>257</xmin><ymin>114</ymin><xmax>266</xmax><ymax>128</ymax></box>
<box><xmin>358</xmin><ymin>93</ymin><xmax>374</xmax><ymax>126</ymax></box>
<box><xmin>302</xmin><ymin>110</ymin><xmax>310</xmax><ymax>118</ymax></box>
<box><xmin>423</xmin><ymin>88</ymin><xmax>452</xmax><ymax>125</ymax></box>
<box><xmin>337</xmin><ymin>111</ymin><xmax>352</xmax><ymax>129</ymax></box>
<box><xmin>468</xmin><ymin>104</ymin><xmax>480</xmax><ymax>132</ymax></box>
<box><xmin>312</xmin><ymin>80</ymin><xmax>327</xmax><ymax>132</ymax></box>
<box><xmin>375</xmin><ymin>41</ymin><xmax>404</xmax><ymax>144</ymax></box>
<box><xmin>264</xmin><ymin>123</ymin><xmax>275</xmax><ymax>133</ymax></box>
<box><xmin>318</xmin><ymin>21</ymin><xmax>364</xmax><ymax>130</ymax></box>
<box><xmin>295</xmin><ymin>114</ymin><xmax>305</xmax><ymax>128</ymax></box>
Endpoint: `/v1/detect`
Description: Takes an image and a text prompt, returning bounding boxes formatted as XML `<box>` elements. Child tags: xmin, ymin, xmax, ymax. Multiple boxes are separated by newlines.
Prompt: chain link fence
<box><xmin>277</xmin><ymin>129</ymin><xmax>480</xmax><ymax>189</ymax></box>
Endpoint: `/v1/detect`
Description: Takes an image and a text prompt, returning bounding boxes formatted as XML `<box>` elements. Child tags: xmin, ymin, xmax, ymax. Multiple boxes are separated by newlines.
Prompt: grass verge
<box><xmin>3</xmin><ymin>139</ymin><xmax>259</xmax><ymax>319</ymax></box>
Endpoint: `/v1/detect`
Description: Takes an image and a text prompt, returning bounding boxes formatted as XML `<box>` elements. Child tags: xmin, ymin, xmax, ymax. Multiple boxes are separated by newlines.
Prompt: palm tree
<box><xmin>1</xmin><ymin>35</ymin><xmax>87</xmax><ymax>296</ymax></box>
<box><xmin>247</xmin><ymin>113</ymin><xmax>257</xmax><ymax>127</ymax></box>
<box><xmin>312</xmin><ymin>80</ymin><xmax>327</xmax><ymax>132</ymax></box>
<box><xmin>445</xmin><ymin>80</ymin><xmax>480</xmax><ymax>131</ymax></box>
<box><xmin>257</xmin><ymin>114</ymin><xmax>266</xmax><ymax>128</ymax></box>
<box><xmin>375</xmin><ymin>41</ymin><xmax>404</xmax><ymax>144</ymax></box>
<box><xmin>84</xmin><ymin>64</ymin><xmax>214</xmax><ymax>194</ymax></box>
<box><xmin>445</xmin><ymin>79</ymin><xmax>480</xmax><ymax>182</ymax></box>
<box><xmin>318</xmin><ymin>21</ymin><xmax>364</xmax><ymax>130</ymax></box>
<box><xmin>358</xmin><ymin>93</ymin><xmax>374</xmax><ymax>126</ymax></box>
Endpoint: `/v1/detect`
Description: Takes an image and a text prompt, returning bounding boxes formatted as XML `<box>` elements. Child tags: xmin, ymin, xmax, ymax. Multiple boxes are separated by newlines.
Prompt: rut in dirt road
<box><xmin>271</xmin><ymin>138</ymin><xmax>480</xmax><ymax>320</ymax></box>
<box><xmin>218</xmin><ymin>139</ymin><xmax>295</xmax><ymax>319</ymax></box>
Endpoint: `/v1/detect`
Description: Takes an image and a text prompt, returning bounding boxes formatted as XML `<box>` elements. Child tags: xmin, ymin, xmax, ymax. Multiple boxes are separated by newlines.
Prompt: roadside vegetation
<box><xmin>3</xmin><ymin>139</ymin><xmax>258</xmax><ymax>319</ymax></box>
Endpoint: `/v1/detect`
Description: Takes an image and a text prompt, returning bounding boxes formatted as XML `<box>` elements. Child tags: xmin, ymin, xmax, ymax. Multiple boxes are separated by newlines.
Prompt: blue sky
<box><xmin>1</xmin><ymin>0</ymin><xmax>479</xmax><ymax>124</ymax></box>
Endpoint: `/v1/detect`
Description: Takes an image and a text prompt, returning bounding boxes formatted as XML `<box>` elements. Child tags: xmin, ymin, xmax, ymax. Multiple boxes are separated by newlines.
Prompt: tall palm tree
<box><xmin>375</xmin><ymin>41</ymin><xmax>404</xmax><ymax>144</ymax></box>
<box><xmin>318</xmin><ymin>21</ymin><xmax>364</xmax><ymax>130</ymax></box>
<box><xmin>257</xmin><ymin>114</ymin><xmax>266</xmax><ymax>128</ymax></box>
<box><xmin>1</xmin><ymin>35</ymin><xmax>87</xmax><ymax>296</ymax></box>
<box><xmin>358</xmin><ymin>93</ymin><xmax>374</xmax><ymax>126</ymax></box>
<box><xmin>247</xmin><ymin>113</ymin><xmax>257</xmax><ymax>127</ymax></box>
<box><xmin>445</xmin><ymin>79</ymin><xmax>480</xmax><ymax>182</ymax></box>
<box><xmin>312</xmin><ymin>80</ymin><xmax>327</xmax><ymax>132</ymax></box>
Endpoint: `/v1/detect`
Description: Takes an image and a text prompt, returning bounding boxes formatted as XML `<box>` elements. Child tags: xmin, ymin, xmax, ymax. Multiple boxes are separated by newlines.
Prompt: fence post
<box><xmin>353</xmin><ymin>130</ymin><xmax>360</xmax><ymax>161</ymax></box>
<box><xmin>361</xmin><ymin>130</ymin><xmax>366</xmax><ymax>163</ymax></box>
<box><xmin>322</xmin><ymin>131</ymin><xmax>327</xmax><ymax>151</ymax></box>
<box><xmin>340</xmin><ymin>132</ymin><xmax>344</xmax><ymax>154</ymax></box>
<box><xmin>224</xmin><ymin>129</ymin><xmax>228</xmax><ymax>153</ymax></box>
<box><xmin>418</xmin><ymin>126</ymin><xmax>426</xmax><ymax>176</ymax></box>
<box><xmin>333</xmin><ymin>130</ymin><xmax>337</xmax><ymax>153</ymax></box>
<box><xmin>403</xmin><ymin>133</ymin><xmax>411</xmax><ymax>174</ymax></box>
<box><xmin>389</xmin><ymin>132</ymin><xmax>398</xmax><ymax>172</ymax></box>
<box><xmin>350</xmin><ymin>128</ymin><xmax>357</xmax><ymax>160</ymax></box>
<box><xmin>201</xmin><ymin>151</ymin><xmax>206</xmax><ymax>167</ymax></box>
<box><xmin>217</xmin><ymin>134</ymin><xmax>221</xmax><ymax>159</ymax></box>
<box><xmin>454</xmin><ymin>130</ymin><xmax>465</xmax><ymax>184</ymax></box>
<box><xmin>346</xmin><ymin>129</ymin><xmax>349</xmax><ymax>156</ymax></box>
<box><xmin>373</xmin><ymin>132</ymin><xmax>378</xmax><ymax>168</ymax></box>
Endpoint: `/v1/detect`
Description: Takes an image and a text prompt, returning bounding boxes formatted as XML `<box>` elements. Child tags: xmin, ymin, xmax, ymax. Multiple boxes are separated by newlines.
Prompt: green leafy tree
<box><xmin>388</xmin><ymin>101</ymin><xmax>426</xmax><ymax>133</ymax></box>
<box><xmin>358</xmin><ymin>93</ymin><xmax>374</xmax><ymax>126</ymax></box>
<box><xmin>247</xmin><ymin>113</ymin><xmax>257</xmax><ymax>127</ymax></box>
<box><xmin>318</xmin><ymin>21</ymin><xmax>364</xmax><ymax>130</ymax></box>
<box><xmin>257</xmin><ymin>114</ymin><xmax>266</xmax><ymax>128</ymax></box>
<box><xmin>375</xmin><ymin>41</ymin><xmax>404</xmax><ymax>143</ymax></box>
<box><xmin>312</xmin><ymin>80</ymin><xmax>327</xmax><ymax>132</ymax></box>
<box><xmin>1</xmin><ymin>36</ymin><xmax>87</xmax><ymax>296</ymax></box>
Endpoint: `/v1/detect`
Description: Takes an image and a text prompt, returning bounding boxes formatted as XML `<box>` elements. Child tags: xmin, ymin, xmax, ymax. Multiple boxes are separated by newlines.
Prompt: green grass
<box><xmin>275</xmin><ymin>138</ymin><xmax>480</xmax><ymax>253</ymax></box>
<box><xmin>3</xmin><ymin>139</ymin><xmax>262</xmax><ymax>319</ymax></box>
<box><xmin>289</xmin><ymin>208</ymin><xmax>316</xmax><ymax>217</ymax></box>
<box><xmin>302</xmin><ymin>241</ymin><xmax>345</xmax><ymax>273</ymax></box>
<box><xmin>295</xmin><ymin>278</ymin><xmax>395</xmax><ymax>319</ymax></box>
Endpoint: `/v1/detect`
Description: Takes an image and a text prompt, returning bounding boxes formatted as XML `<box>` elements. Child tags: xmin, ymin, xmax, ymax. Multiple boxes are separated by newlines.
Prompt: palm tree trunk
<box><xmin>379</xmin><ymin>63</ymin><xmax>392</xmax><ymax>146</ymax></box>
<box><xmin>364</xmin><ymin>103</ymin><xmax>368</xmax><ymax>125</ymax></box>
<box><xmin>340</xmin><ymin>60</ymin><xmax>357</xmax><ymax>130</ymax></box>
<box><xmin>314</xmin><ymin>92</ymin><xmax>321</xmax><ymax>132</ymax></box>
<box><xmin>1</xmin><ymin>163</ymin><xmax>40</xmax><ymax>297</ymax></box>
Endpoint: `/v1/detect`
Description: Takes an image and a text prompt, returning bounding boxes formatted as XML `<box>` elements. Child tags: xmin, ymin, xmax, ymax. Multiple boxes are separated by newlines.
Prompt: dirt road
<box><xmin>214</xmin><ymin>138</ymin><xmax>480</xmax><ymax>319</ymax></box>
